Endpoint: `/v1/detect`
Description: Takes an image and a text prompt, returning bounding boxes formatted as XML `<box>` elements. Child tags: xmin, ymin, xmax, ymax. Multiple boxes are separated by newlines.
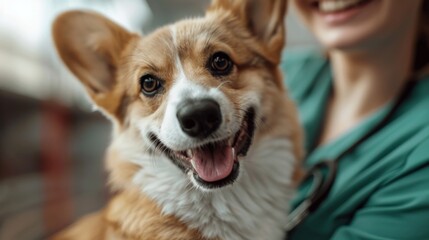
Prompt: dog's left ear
<box><xmin>52</xmin><ymin>10</ymin><xmax>136</xmax><ymax>119</ymax></box>
<box><xmin>207</xmin><ymin>0</ymin><xmax>287</xmax><ymax>64</ymax></box>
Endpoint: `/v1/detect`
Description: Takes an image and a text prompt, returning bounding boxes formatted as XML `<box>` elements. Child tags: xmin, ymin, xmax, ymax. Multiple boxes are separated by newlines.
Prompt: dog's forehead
<box><xmin>130</xmin><ymin>18</ymin><xmax>246</xmax><ymax>73</ymax></box>
<box><xmin>170</xmin><ymin>19</ymin><xmax>222</xmax><ymax>52</ymax></box>
<box><xmin>130</xmin><ymin>28</ymin><xmax>176</xmax><ymax>74</ymax></box>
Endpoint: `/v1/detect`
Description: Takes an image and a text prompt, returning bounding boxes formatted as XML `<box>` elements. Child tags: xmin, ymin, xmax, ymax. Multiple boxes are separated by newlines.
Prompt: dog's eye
<box><xmin>140</xmin><ymin>75</ymin><xmax>162</xmax><ymax>97</ymax></box>
<box><xmin>209</xmin><ymin>52</ymin><xmax>233</xmax><ymax>76</ymax></box>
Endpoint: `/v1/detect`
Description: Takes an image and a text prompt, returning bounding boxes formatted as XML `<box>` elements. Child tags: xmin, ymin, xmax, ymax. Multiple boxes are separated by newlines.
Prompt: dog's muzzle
<box><xmin>149</xmin><ymin>100</ymin><xmax>256</xmax><ymax>190</ymax></box>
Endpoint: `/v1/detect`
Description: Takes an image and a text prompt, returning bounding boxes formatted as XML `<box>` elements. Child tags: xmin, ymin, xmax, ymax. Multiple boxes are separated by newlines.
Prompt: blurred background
<box><xmin>0</xmin><ymin>0</ymin><xmax>316</xmax><ymax>239</ymax></box>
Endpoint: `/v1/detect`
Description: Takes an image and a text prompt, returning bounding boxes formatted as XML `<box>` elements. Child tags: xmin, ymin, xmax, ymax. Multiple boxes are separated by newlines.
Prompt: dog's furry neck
<box><xmin>125</xmin><ymin>137</ymin><xmax>296</xmax><ymax>240</ymax></box>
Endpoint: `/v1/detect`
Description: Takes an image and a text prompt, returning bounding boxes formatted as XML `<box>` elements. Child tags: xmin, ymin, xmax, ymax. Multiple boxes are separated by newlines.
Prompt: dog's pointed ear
<box><xmin>207</xmin><ymin>0</ymin><xmax>287</xmax><ymax>64</ymax></box>
<box><xmin>52</xmin><ymin>10</ymin><xmax>135</xmax><ymax>116</ymax></box>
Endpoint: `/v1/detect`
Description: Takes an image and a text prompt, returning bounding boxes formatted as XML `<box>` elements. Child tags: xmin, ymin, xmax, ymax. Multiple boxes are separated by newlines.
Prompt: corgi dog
<box><xmin>52</xmin><ymin>0</ymin><xmax>303</xmax><ymax>239</ymax></box>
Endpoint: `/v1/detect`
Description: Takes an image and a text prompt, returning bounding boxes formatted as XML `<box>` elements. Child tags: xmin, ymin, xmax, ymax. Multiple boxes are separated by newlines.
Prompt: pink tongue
<box><xmin>193</xmin><ymin>145</ymin><xmax>234</xmax><ymax>182</ymax></box>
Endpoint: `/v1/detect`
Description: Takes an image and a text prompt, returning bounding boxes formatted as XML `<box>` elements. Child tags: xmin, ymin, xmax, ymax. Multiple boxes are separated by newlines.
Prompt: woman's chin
<box><xmin>316</xmin><ymin>30</ymin><xmax>373</xmax><ymax>52</ymax></box>
<box><xmin>310</xmin><ymin>1</ymin><xmax>384</xmax><ymax>52</ymax></box>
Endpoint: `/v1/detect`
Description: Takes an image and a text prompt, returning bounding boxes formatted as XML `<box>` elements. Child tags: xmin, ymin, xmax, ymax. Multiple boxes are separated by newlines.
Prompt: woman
<box><xmin>283</xmin><ymin>0</ymin><xmax>429</xmax><ymax>239</ymax></box>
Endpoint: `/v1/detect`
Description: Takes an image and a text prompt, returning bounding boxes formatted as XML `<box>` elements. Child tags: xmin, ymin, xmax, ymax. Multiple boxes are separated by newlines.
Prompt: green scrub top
<box><xmin>282</xmin><ymin>50</ymin><xmax>429</xmax><ymax>240</ymax></box>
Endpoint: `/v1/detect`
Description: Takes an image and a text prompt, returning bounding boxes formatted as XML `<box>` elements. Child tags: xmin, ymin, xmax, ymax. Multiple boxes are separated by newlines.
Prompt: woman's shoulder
<box><xmin>400</xmin><ymin>78</ymin><xmax>429</xmax><ymax>168</ymax></box>
<box><xmin>281</xmin><ymin>48</ymin><xmax>328</xmax><ymax>78</ymax></box>
<box><xmin>282</xmin><ymin>48</ymin><xmax>326</xmax><ymax>64</ymax></box>
<box><xmin>403</xmin><ymin>126</ymin><xmax>429</xmax><ymax>171</ymax></box>
<box><xmin>281</xmin><ymin>48</ymin><xmax>331</xmax><ymax>104</ymax></box>
<box><xmin>381</xmin><ymin>123</ymin><xmax>429</xmax><ymax>188</ymax></box>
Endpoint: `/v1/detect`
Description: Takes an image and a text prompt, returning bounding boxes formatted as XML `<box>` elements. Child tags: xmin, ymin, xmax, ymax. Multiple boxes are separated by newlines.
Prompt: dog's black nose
<box><xmin>176</xmin><ymin>99</ymin><xmax>222</xmax><ymax>138</ymax></box>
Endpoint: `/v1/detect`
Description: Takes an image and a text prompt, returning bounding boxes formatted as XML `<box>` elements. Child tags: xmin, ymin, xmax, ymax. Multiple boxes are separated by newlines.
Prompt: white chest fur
<box><xmin>132</xmin><ymin>138</ymin><xmax>295</xmax><ymax>240</ymax></box>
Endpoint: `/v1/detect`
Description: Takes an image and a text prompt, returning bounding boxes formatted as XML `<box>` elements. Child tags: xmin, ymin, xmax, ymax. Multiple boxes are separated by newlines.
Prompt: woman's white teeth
<box><xmin>319</xmin><ymin>0</ymin><xmax>364</xmax><ymax>12</ymax></box>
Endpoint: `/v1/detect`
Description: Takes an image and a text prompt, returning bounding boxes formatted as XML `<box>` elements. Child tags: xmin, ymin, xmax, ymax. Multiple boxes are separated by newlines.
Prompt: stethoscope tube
<box><xmin>286</xmin><ymin>160</ymin><xmax>338</xmax><ymax>232</ymax></box>
<box><xmin>286</xmin><ymin>78</ymin><xmax>417</xmax><ymax>233</ymax></box>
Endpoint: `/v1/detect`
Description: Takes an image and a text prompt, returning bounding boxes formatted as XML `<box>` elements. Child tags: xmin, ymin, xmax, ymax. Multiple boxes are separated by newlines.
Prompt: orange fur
<box><xmin>52</xmin><ymin>191</ymin><xmax>209</xmax><ymax>240</ymax></box>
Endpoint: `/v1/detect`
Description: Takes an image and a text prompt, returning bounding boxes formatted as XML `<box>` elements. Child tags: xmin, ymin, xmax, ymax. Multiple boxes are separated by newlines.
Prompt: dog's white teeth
<box><xmin>232</xmin><ymin>147</ymin><xmax>236</xmax><ymax>159</ymax></box>
<box><xmin>191</xmin><ymin>159</ymin><xmax>197</xmax><ymax>169</ymax></box>
<box><xmin>186</xmin><ymin>149</ymin><xmax>193</xmax><ymax>157</ymax></box>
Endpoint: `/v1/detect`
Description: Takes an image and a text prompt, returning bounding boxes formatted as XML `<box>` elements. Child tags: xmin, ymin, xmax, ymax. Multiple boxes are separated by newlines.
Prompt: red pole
<box><xmin>40</xmin><ymin>101</ymin><xmax>73</xmax><ymax>235</ymax></box>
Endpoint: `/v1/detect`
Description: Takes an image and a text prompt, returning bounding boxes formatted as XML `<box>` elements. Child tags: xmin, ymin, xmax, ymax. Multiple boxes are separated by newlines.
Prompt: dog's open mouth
<box><xmin>149</xmin><ymin>108</ymin><xmax>255</xmax><ymax>189</ymax></box>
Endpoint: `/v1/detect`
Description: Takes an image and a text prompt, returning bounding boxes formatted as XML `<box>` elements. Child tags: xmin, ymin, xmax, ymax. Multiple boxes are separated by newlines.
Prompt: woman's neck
<box><xmin>318</xmin><ymin>28</ymin><xmax>417</xmax><ymax>146</ymax></box>
<box><xmin>330</xmin><ymin>41</ymin><xmax>413</xmax><ymax>117</ymax></box>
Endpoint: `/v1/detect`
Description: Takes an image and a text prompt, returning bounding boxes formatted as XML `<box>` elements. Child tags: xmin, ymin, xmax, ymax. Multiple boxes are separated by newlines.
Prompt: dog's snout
<box><xmin>176</xmin><ymin>99</ymin><xmax>222</xmax><ymax>138</ymax></box>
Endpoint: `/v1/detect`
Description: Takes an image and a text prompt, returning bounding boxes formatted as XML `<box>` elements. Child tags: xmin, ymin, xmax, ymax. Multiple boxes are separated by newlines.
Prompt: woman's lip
<box><xmin>314</xmin><ymin>0</ymin><xmax>376</xmax><ymax>25</ymax></box>
<box><xmin>318</xmin><ymin>5</ymin><xmax>364</xmax><ymax>25</ymax></box>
